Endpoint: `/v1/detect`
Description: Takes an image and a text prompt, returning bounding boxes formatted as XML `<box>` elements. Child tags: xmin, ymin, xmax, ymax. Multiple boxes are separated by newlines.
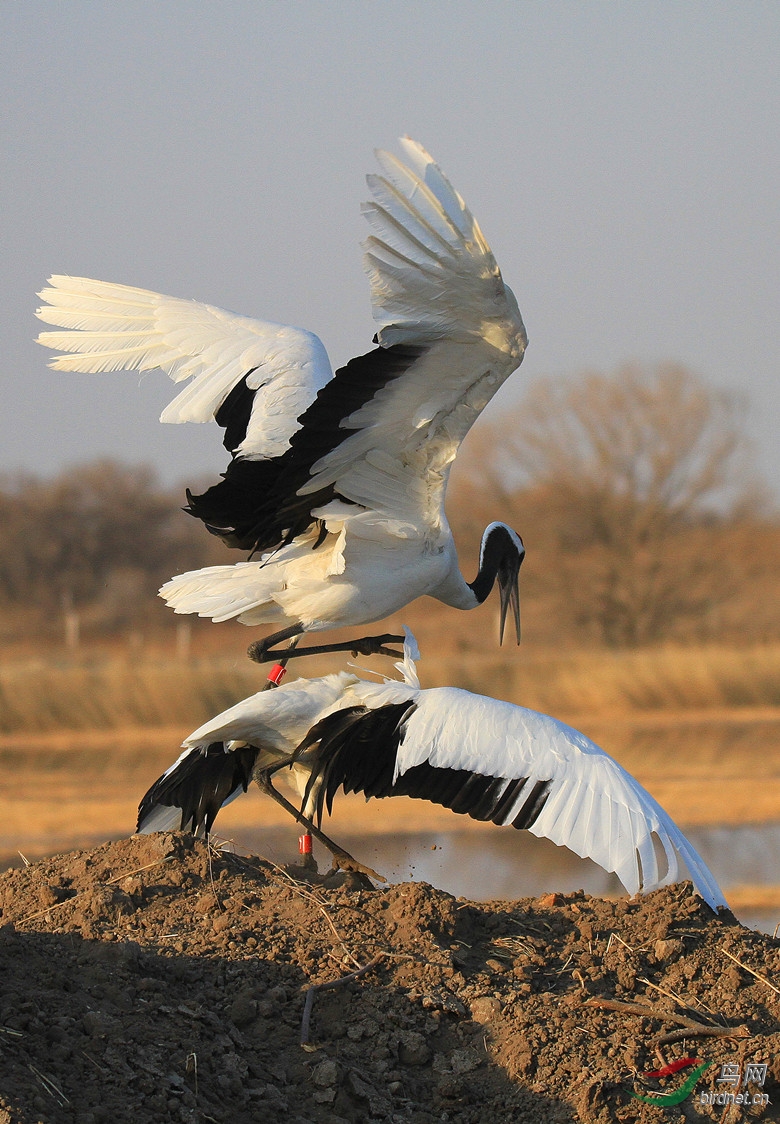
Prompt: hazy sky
<box><xmin>3</xmin><ymin>3</ymin><xmax>778</xmax><ymax>495</ymax></box>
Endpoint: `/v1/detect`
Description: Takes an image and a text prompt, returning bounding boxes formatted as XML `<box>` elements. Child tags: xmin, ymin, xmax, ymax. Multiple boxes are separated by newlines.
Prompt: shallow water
<box><xmin>3</xmin><ymin>716</ymin><xmax>778</xmax><ymax>934</ymax></box>
<box><xmin>230</xmin><ymin>820</ymin><xmax>780</xmax><ymax>935</ymax></box>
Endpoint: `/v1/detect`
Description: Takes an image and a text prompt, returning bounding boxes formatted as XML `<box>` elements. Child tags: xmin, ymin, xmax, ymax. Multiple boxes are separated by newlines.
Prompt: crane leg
<box><xmin>248</xmin><ymin>631</ymin><xmax>405</xmax><ymax>665</ymax></box>
<box><xmin>254</xmin><ymin>770</ymin><xmax>386</xmax><ymax>886</ymax></box>
<box><xmin>261</xmin><ymin>634</ymin><xmax>300</xmax><ymax>692</ymax></box>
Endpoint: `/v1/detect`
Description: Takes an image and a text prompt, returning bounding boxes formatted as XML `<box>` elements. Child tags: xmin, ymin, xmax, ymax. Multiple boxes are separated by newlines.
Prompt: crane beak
<box><xmin>498</xmin><ymin>551</ymin><xmax>523</xmax><ymax>646</ymax></box>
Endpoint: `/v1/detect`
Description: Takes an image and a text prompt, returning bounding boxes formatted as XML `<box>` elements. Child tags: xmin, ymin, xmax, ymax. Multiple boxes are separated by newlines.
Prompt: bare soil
<box><xmin>1</xmin><ymin>833</ymin><xmax>779</xmax><ymax>1124</ymax></box>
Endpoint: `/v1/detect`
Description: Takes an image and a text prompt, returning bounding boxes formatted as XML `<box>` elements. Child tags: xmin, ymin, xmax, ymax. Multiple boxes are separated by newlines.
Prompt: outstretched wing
<box><xmin>35</xmin><ymin>276</ymin><xmax>332</xmax><ymax>459</ymax></box>
<box><xmin>364</xmin><ymin>137</ymin><xmax>525</xmax><ymax>348</ymax></box>
<box><xmin>300</xmin><ymin>683</ymin><xmax>726</xmax><ymax>911</ymax></box>
<box><xmin>187</xmin><ymin>139</ymin><xmax>528</xmax><ymax>550</ymax></box>
<box><xmin>136</xmin><ymin>741</ymin><xmax>259</xmax><ymax>836</ymax></box>
<box><xmin>300</xmin><ymin>138</ymin><xmax>527</xmax><ymax>525</ymax></box>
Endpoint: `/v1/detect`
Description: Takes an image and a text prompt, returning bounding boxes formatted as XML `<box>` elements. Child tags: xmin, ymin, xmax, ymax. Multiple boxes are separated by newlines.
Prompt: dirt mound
<box><xmin>1</xmin><ymin>834</ymin><xmax>779</xmax><ymax>1123</ymax></box>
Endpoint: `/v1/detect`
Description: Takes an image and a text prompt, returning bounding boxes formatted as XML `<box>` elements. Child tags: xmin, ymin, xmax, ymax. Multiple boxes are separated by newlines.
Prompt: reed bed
<box><xmin>0</xmin><ymin>655</ymin><xmax>261</xmax><ymax>734</ymax></box>
<box><xmin>424</xmin><ymin>642</ymin><xmax>780</xmax><ymax>715</ymax></box>
<box><xmin>1</xmin><ymin>641</ymin><xmax>779</xmax><ymax>735</ymax></box>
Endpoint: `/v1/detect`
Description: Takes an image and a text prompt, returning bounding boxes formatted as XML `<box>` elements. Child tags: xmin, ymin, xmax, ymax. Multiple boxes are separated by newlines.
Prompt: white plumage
<box><xmin>135</xmin><ymin>670</ymin><xmax>349</xmax><ymax>834</ymax></box>
<box><xmin>36</xmin><ymin>278</ymin><xmax>332</xmax><ymax>461</ymax></box>
<box><xmin>137</xmin><ymin>632</ymin><xmax>727</xmax><ymax>912</ymax></box>
<box><xmin>36</xmin><ymin>139</ymin><xmax>527</xmax><ymax>660</ymax></box>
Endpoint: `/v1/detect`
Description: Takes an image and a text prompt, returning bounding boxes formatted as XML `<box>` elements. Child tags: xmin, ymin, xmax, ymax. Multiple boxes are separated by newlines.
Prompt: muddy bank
<box><xmin>1</xmin><ymin>834</ymin><xmax>779</xmax><ymax>1122</ymax></box>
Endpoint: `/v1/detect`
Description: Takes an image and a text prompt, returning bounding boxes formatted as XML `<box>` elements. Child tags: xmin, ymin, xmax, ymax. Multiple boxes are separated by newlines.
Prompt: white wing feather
<box><xmin>301</xmin><ymin>140</ymin><xmax>528</xmax><ymax>530</ymax></box>
<box><xmin>137</xmin><ymin>625</ymin><xmax>725</xmax><ymax>911</ymax></box>
<box><xmin>35</xmin><ymin>275</ymin><xmax>332</xmax><ymax>458</ymax></box>
<box><xmin>181</xmin><ymin>672</ymin><xmax>360</xmax><ymax>753</ymax></box>
<box><xmin>378</xmin><ymin>686</ymin><xmax>726</xmax><ymax>910</ymax></box>
<box><xmin>35</xmin><ymin>141</ymin><xmax>527</xmax><ymax>526</ymax></box>
<box><xmin>363</xmin><ymin>138</ymin><xmax>520</xmax><ymax>344</ymax></box>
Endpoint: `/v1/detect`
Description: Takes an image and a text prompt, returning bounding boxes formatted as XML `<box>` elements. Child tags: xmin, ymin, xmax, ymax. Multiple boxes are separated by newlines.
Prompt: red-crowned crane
<box><xmin>36</xmin><ymin>139</ymin><xmax>526</xmax><ymax>663</ymax></box>
<box><xmin>136</xmin><ymin>632</ymin><xmax>727</xmax><ymax>912</ymax></box>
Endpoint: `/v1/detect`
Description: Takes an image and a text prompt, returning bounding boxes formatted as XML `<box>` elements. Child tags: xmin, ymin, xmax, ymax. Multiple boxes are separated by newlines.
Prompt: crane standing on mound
<box><xmin>136</xmin><ymin>631</ymin><xmax>726</xmax><ymax>913</ymax></box>
<box><xmin>36</xmin><ymin>139</ymin><xmax>526</xmax><ymax>664</ymax></box>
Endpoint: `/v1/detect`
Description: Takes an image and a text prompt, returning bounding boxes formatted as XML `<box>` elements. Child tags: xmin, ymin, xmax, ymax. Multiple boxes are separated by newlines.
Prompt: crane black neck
<box><xmin>468</xmin><ymin>523</ymin><xmax>524</xmax><ymax>604</ymax></box>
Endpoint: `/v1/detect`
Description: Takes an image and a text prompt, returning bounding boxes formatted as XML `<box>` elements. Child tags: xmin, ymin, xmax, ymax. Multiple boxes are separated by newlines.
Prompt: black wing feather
<box><xmin>136</xmin><ymin>742</ymin><xmax>259</xmax><ymax>836</ymax></box>
<box><xmin>214</xmin><ymin>366</ymin><xmax>261</xmax><ymax>453</ymax></box>
<box><xmin>298</xmin><ymin>703</ymin><xmax>415</xmax><ymax>825</ymax></box>
<box><xmin>186</xmin><ymin>343</ymin><xmax>426</xmax><ymax>552</ymax></box>
<box><xmin>297</xmin><ymin>702</ymin><xmax>553</xmax><ymax>831</ymax></box>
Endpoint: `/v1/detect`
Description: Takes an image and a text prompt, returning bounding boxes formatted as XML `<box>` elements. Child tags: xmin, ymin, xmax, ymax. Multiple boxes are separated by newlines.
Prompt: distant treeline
<box><xmin>0</xmin><ymin>460</ymin><xmax>220</xmax><ymax>639</ymax></box>
<box><xmin>2</xmin><ymin>365</ymin><xmax>778</xmax><ymax>648</ymax></box>
<box><xmin>450</xmin><ymin>365</ymin><xmax>780</xmax><ymax>647</ymax></box>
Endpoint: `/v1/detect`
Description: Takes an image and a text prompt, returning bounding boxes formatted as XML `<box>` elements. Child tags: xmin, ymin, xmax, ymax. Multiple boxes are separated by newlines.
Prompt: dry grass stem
<box><xmin>107</xmin><ymin>857</ymin><xmax>172</xmax><ymax>884</ymax></box>
<box><xmin>638</xmin><ymin>976</ymin><xmax>713</xmax><ymax>1016</ymax></box>
<box><xmin>186</xmin><ymin>1052</ymin><xmax>198</xmax><ymax>1096</ymax></box>
<box><xmin>81</xmin><ymin>1050</ymin><xmax>109</xmax><ymax>1075</ymax></box>
<box><xmin>266</xmin><ymin>861</ymin><xmax>365</xmax><ymax>970</ymax></box>
<box><xmin>605</xmin><ymin>932</ymin><xmax>636</xmax><ymax>955</ymax></box>
<box><xmin>722</xmin><ymin>948</ymin><xmax>780</xmax><ymax>996</ymax></box>
<box><xmin>16</xmin><ymin>855</ymin><xmax>172</xmax><ymax>925</ymax></box>
<box><xmin>205</xmin><ymin>839</ymin><xmax>225</xmax><ymax>911</ymax></box>
<box><xmin>655</xmin><ymin>1026</ymin><xmax>750</xmax><ymax>1047</ymax></box>
<box><xmin>16</xmin><ymin>897</ymin><xmax>77</xmax><ymax>926</ymax></box>
<box><xmin>28</xmin><ymin>1064</ymin><xmax>69</xmax><ymax>1107</ymax></box>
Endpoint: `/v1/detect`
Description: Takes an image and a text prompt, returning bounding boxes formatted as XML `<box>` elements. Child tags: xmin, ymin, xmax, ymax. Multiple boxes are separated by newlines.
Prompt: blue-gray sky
<box><xmin>2</xmin><ymin>2</ymin><xmax>778</xmax><ymax>494</ymax></box>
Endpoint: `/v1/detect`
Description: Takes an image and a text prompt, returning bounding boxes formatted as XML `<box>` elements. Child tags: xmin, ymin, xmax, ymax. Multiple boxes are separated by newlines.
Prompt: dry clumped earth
<box><xmin>1</xmin><ymin>834</ymin><xmax>779</xmax><ymax>1124</ymax></box>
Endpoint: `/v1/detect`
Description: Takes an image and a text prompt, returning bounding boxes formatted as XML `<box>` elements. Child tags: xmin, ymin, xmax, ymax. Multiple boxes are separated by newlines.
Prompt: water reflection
<box><xmin>687</xmin><ymin>823</ymin><xmax>780</xmax><ymax>885</ymax></box>
<box><xmin>227</xmin><ymin>821</ymin><xmax>780</xmax><ymax>936</ymax></box>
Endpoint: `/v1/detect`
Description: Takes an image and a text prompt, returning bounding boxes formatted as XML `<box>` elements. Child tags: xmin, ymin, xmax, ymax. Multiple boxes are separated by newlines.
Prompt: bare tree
<box><xmin>499</xmin><ymin>363</ymin><xmax>755</xmax><ymax>514</ymax></box>
<box><xmin>449</xmin><ymin>365</ymin><xmax>766</xmax><ymax>645</ymax></box>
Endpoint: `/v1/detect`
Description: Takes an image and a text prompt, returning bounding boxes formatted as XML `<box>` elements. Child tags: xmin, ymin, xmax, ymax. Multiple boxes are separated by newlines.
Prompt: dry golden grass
<box><xmin>0</xmin><ymin>653</ymin><xmax>260</xmax><ymax>734</ymax></box>
<box><xmin>723</xmin><ymin>885</ymin><xmax>780</xmax><ymax>916</ymax></box>
<box><xmin>423</xmin><ymin>642</ymin><xmax>780</xmax><ymax>715</ymax></box>
<box><xmin>2</xmin><ymin>640</ymin><xmax>779</xmax><ymax>734</ymax></box>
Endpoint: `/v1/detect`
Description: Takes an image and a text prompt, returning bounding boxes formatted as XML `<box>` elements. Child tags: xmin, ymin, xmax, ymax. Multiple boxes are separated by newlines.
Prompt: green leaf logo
<box><xmin>628</xmin><ymin>1060</ymin><xmax>714</xmax><ymax>1107</ymax></box>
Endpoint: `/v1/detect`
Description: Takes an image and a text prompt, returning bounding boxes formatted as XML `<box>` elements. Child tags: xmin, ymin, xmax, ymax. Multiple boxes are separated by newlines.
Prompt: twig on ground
<box><xmin>585</xmin><ymin>998</ymin><xmax>665</xmax><ymax>1019</ymax></box>
<box><xmin>584</xmin><ymin>997</ymin><xmax>750</xmax><ymax>1045</ymax></box>
<box><xmin>300</xmin><ymin>955</ymin><xmax>384</xmax><ymax>1046</ymax></box>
